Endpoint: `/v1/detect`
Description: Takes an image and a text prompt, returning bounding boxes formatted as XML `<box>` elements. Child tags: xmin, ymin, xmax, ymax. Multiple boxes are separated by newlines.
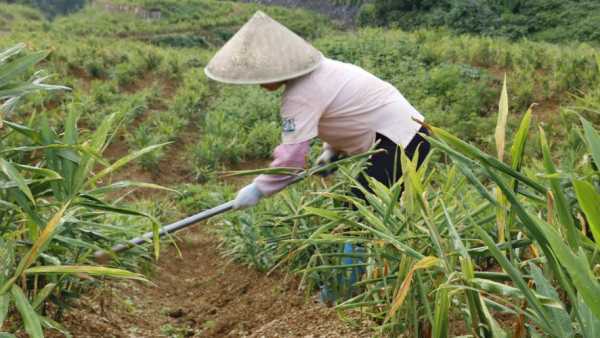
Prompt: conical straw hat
<box><xmin>204</xmin><ymin>11</ymin><xmax>323</xmax><ymax>85</ymax></box>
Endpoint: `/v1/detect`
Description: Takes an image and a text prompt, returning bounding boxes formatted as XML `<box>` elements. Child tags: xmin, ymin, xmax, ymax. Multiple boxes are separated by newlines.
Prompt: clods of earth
<box><xmin>48</xmin><ymin>228</ymin><xmax>372</xmax><ymax>337</ymax></box>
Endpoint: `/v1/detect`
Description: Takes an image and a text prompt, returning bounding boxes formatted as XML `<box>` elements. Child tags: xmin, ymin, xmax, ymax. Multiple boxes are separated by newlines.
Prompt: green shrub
<box><xmin>142</xmin><ymin>49</ymin><xmax>163</xmax><ymax>71</ymax></box>
<box><xmin>357</xmin><ymin>3</ymin><xmax>378</xmax><ymax>26</ymax></box>
<box><xmin>83</xmin><ymin>57</ymin><xmax>106</xmax><ymax>78</ymax></box>
<box><xmin>12</xmin><ymin>0</ymin><xmax>86</xmax><ymax>18</ymax></box>
<box><xmin>244</xmin><ymin>121</ymin><xmax>281</xmax><ymax>159</ymax></box>
<box><xmin>359</xmin><ymin>0</ymin><xmax>600</xmax><ymax>44</ymax></box>
<box><xmin>150</xmin><ymin>34</ymin><xmax>209</xmax><ymax>48</ymax></box>
<box><xmin>113</xmin><ymin>62</ymin><xmax>134</xmax><ymax>87</ymax></box>
<box><xmin>127</xmin><ymin>123</ymin><xmax>166</xmax><ymax>171</ymax></box>
<box><xmin>218</xmin><ymin>82</ymin><xmax>600</xmax><ymax>336</ymax></box>
<box><xmin>3</xmin><ymin>0</ymin><xmax>600</xmax><ymax>335</ymax></box>
<box><xmin>189</xmin><ymin>86</ymin><xmax>280</xmax><ymax>175</ymax></box>
<box><xmin>0</xmin><ymin>44</ymin><xmax>168</xmax><ymax>335</ymax></box>
<box><xmin>444</xmin><ymin>0</ymin><xmax>499</xmax><ymax>35</ymax></box>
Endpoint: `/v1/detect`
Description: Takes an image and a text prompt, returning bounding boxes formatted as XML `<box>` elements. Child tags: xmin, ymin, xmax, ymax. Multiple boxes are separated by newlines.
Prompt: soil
<box><xmin>48</xmin><ymin>228</ymin><xmax>372</xmax><ymax>338</ymax></box>
<box><xmin>33</xmin><ymin>62</ymin><xmax>369</xmax><ymax>336</ymax></box>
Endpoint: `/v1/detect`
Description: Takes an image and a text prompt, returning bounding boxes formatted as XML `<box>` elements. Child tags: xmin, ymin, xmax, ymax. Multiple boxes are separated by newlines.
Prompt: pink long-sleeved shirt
<box><xmin>254</xmin><ymin>141</ymin><xmax>310</xmax><ymax>196</ymax></box>
<box><xmin>253</xmin><ymin>57</ymin><xmax>424</xmax><ymax>196</ymax></box>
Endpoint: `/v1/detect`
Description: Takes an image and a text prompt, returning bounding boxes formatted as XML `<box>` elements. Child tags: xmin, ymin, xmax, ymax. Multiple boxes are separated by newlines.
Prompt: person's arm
<box><xmin>254</xmin><ymin>141</ymin><xmax>310</xmax><ymax>196</ymax></box>
<box><xmin>233</xmin><ymin>94</ymin><xmax>320</xmax><ymax>210</ymax></box>
<box><xmin>232</xmin><ymin>141</ymin><xmax>309</xmax><ymax>210</ymax></box>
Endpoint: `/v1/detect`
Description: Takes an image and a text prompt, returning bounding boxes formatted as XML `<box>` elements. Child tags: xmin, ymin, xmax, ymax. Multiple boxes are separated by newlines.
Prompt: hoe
<box><xmin>93</xmin><ymin>151</ymin><xmax>375</xmax><ymax>263</ymax></box>
<box><xmin>93</xmin><ymin>167</ymin><xmax>322</xmax><ymax>263</ymax></box>
<box><xmin>94</xmin><ymin>199</ymin><xmax>236</xmax><ymax>263</ymax></box>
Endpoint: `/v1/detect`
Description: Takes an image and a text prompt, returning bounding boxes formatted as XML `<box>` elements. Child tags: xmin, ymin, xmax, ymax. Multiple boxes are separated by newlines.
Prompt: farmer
<box><xmin>204</xmin><ymin>11</ymin><xmax>430</xmax><ymax>210</ymax></box>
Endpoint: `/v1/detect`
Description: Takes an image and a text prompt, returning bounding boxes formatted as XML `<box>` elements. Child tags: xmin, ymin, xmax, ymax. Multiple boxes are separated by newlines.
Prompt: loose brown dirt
<box><xmin>49</xmin><ymin>228</ymin><xmax>372</xmax><ymax>338</ymax></box>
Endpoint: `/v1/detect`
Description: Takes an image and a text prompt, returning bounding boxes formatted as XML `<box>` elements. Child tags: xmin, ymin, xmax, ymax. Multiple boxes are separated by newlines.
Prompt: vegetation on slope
<box><xmin>217</xmin><ymin>82</ymin><xmax>600</xmax><ymax>336</ymax></box>
<box><xmin>356</xmin><ymin>0</ymin><xmax>600</xmax><ymax>44</ymax></box>
<box><xmin>0</xmin><ymin>2</ymin><xmax>331</xmax><ymax>335</ymax></box>
<box><xmin>1</xmin><ymin>0</ymin><xmax>599</xmax><ymax>336</ymax></box>
<box><xmin>4</xmin><ymin>0</ymin><xmax>86</xmax><ymax>18</ymax></box>
<box><xmin>0</xmin><ymin>43</ymin><xmax>162</xmax><ymax>337</ymax></box>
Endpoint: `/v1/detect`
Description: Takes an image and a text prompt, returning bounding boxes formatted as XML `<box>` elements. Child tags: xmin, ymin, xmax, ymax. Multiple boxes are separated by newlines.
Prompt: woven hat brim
<box><xmin>204</xmin><ymin>53</ymin><xmax>323</xmax><ymax>85</ymax></box>
<box><xmin>204</xmin><ymin>10</ymin><xmax>323</xmax><ymax>85</ymax></box>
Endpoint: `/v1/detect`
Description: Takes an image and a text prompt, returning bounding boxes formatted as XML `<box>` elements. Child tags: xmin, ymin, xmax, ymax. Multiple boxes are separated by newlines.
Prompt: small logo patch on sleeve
<box><xmin>282</xmin><ymin>118</ymin><xmax>296</xmax><ymax>133</ymax></box>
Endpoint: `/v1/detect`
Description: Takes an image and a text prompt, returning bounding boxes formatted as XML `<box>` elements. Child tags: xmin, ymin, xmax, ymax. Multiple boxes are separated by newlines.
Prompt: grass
<box><xmin>216</xmin><ymin>80</ymin><xmax>600</xmax><ymax>336</ymax></box>
<box><xmin>1</xmin><ymin>0</ymin><xmax>599</xmax><ymax>336</ymax></box>
<box><xmin>0</xmin><ymin>44</ymin><xmax>170</xmax><ymax>336</ymax></box>
<box><xmin>356</xmin><ymin>0</ymin><xmax>600</xmax><ymax>45</ymax></box>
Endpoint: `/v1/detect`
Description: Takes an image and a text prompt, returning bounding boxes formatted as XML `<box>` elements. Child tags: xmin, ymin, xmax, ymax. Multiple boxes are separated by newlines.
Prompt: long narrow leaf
<box><xmin>62</xmin><ymin>109</ymin><xmax>79</xmax><ymax>197</ymax></box>
<box><xmin>0</xmin><ymin>51</ymin><xmax>48</xmax><ymax>87</ymax></box>
<box><xmin>386</xmin><ymin>256</ymin><xmax>440</xmax><ymax>321</ymax></box>
<box><xmin>85</xmin><ymin>143</ymin><xmax>170</xmax><ymax>187</ymax></box>
<box><xmin>510</xmin><ymin>106</ymin><xmax>533</xmax><ymax>171</ymax></box>
<box><xmin>430</xmin><ymin>126</ymin><xmax>546</xmax><ymax>194</ymax></box>
<box><xmin>573</xmin><ymin>179</ymin><xmax>600</xmax><ymax>246</ymax></box>
<box><xmin>578</xmin><ymin>294</ymin><xmax>600</xmax><ymax>338</ymax></box>
<box><xmin>539</xmin><ymin>127</ymin><xmax>578</xmax><ymax>249</ymax></box>
<box><xmin>0</xmin><ymin>294</ymin><xmax>9</xmax><ymax>325</ymax></box>
<box><xmin>86</xmin><ymin>180</ymin><xmax>179</xmax><ymax>195</ymax></box>
<box><xmin>25</xmin><ymin>265</ymin><xmax>147</xmax><ymax>282</ymax></box>
<box><xmin>0</xmin><ymin>158</ymin><xmax>35</xmax><ymax>204</ymax></box>
<box><xmin>40</xmin><ymin>316</ymin><xmax>72</xmax><ymax>338</ymax></box>
<box><xmin>474</xmin><ymin>226</ymin><xmax>555</xmax><ymax>333</ymax></box>
<box><xmin>73</xmin><ymin>113</ymin><xmax>115</xmax><ymax>191</ymax></box>
<box><xmin>0</xmin><ymin>43</ymin><xmax>25</xmax><ymax>63</ymax></box>
<box><xmin>530</xmin><ymin>264</ymin><xmax>573</xmax><ymax>338</ymax></box>
<box><xmin>31</xmin><ymin>283</ymin><xmax>56</xmax><ymax>310</ymax></box>
<box><xmin>580</xmin><ymin>116</ymin><xmax>600</xmax><ymax>168</ymax></box>
<box><xmin>11</xmin><ymin>285</ymin><xmax>43</xmax><ymax>338</ymax></box>
<box><xmin>495</xmin><ymin>74</ymin><xmax>509</xmax><ymax>161</ymax></box>
<box><xmin>432</xmin><ymin>287</ymin><xmax>450</xmax><ymax>338</ymax></box>
<box><xmin>0</xmin><ymin>202</ymin><xmax>69</xmax><ymax>294</ymax></box>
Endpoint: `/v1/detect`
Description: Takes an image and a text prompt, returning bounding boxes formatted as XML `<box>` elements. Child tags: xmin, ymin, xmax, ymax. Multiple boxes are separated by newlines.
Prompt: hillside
<box><xmin>1</xmin><ymin>0</ymin><xmax>600</xmax><ymax>337</ymax></box>
<box><xmin>4</xmin><ymin>0</ymin><xmax>86</xmax><ymax>17</ymax></box>
<box><xmin>356</xmin><ymin>0</ymin><xmax>600</xmax><ymax>44</ymax></box>
<box><xmin>238</xmin><ymin>0</ymin><xmax>600</xmax><ymax>44</ymax></box>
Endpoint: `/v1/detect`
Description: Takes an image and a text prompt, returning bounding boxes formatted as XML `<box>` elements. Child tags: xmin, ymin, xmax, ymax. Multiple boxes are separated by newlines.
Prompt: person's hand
<box><xmin>316</xmin><ymin>147</ymin><xmax>343</xmax><ymax>177</ymax></box>
<box><xmin>233</xmin><ymin>183</ymin><xmax>263</xmax><ymax>210</ymax></box>
<box><xmin>316</xmin><ymin>148</ymin><xmax>337</xmax><ymax>166</ymax></box>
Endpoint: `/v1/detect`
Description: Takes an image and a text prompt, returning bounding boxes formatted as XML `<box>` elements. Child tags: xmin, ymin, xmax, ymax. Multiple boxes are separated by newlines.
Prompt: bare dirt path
<box><xmin>54</xmin><ymin>227</ymin><xmax>372</xmax><ymax>337</ymax></box>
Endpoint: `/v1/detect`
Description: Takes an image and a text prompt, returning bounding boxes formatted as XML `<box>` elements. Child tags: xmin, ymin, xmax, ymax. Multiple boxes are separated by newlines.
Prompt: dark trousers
<box><xmin>351</xmin><ymin>127</ymin><xmax>430</xmax><ymax>201</ymax></box>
